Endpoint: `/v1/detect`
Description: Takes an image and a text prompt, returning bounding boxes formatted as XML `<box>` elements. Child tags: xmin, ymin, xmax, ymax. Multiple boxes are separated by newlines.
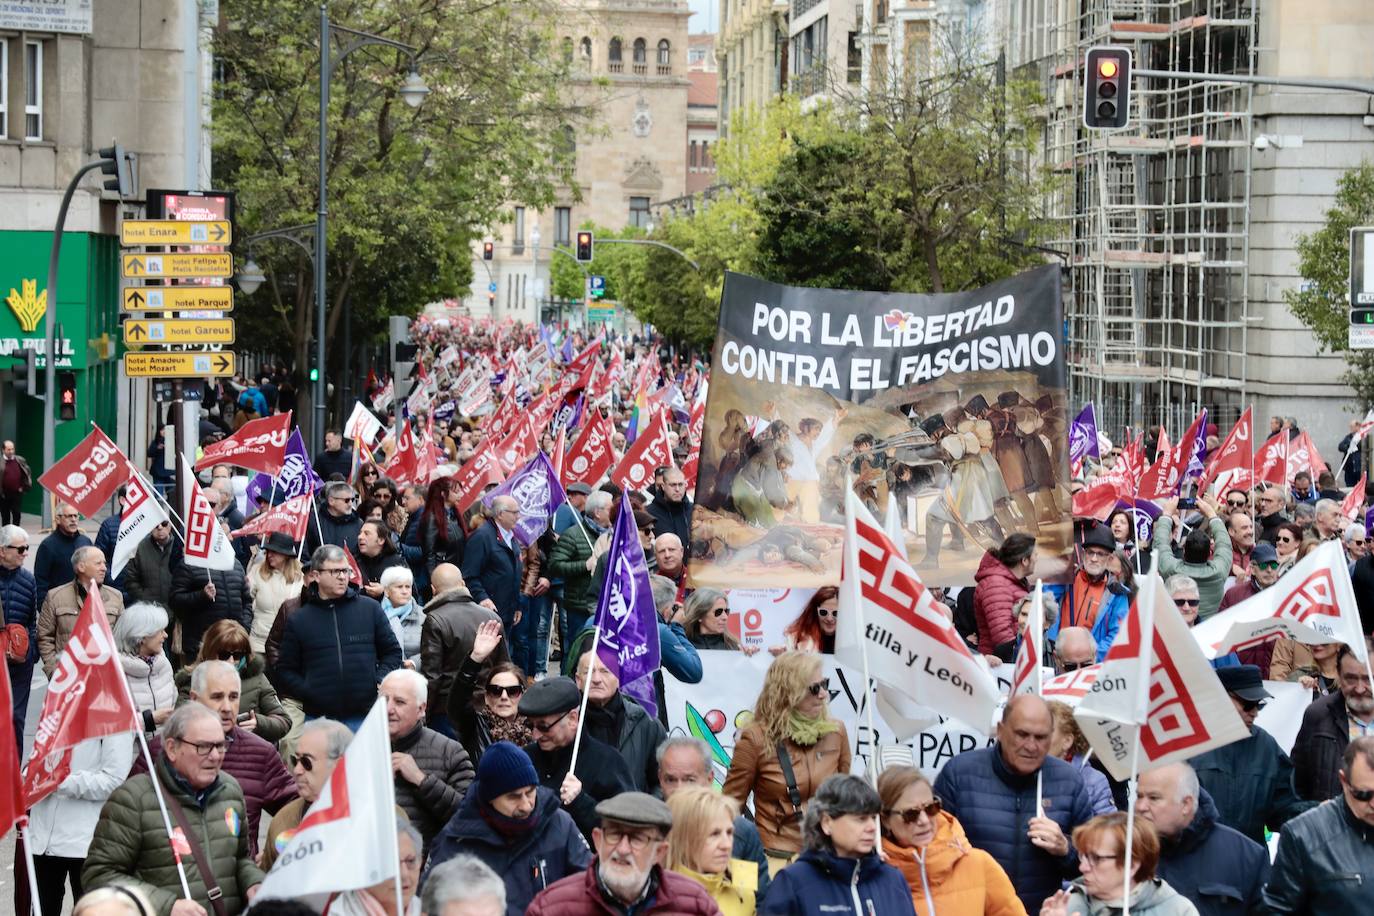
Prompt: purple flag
<box><xmin>552</xmin><ymin>390</ymin><xmax>584</xmax><ymax>434</ymax></box>
<box><xmin>482</xmin><ymin>451</ymin><xmax>567</xmax><ymax>548</ymax></box>
<box><xmin>592</xmin><ymin>500</ymin><xmax>663</xmax><ymax>716</ymax></box>
<box><xmin>561</xmin><ymin>335</ymin><xmax>574</xmax><ymax>363</ymax></box>
<box><xmin>246</xmin><ymin>428</ymin><xmax>323</xmax><ymax>505</ymax></box>
<box><xmin>1069</xmin><ymin>404</ymin><xmax>1099</xmax><ymax>469</ymax></box>
<box><xmin>1185</xmin><ymin>408</ymin><xmax>1210</xmax><ymax>481</ymax></box>
<box><xmin>1114</xmin><ymin>497</ymin><xmax>1161</xmax><ymax>544</ymax></box>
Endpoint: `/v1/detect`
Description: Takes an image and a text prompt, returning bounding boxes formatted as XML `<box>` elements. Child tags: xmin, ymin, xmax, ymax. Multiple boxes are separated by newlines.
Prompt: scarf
<box><xmin>478</xmin><ymin>797</ymin><xmax>541</xmax><ymax>840</ymax></box>
<box><xmin>481</xmin><ymin>710</ymin><xmax>533</xmax><ymax>748</ymax></box>
<box><xmin>785</xmin><ymin>711</ymin><xmax>839</xmax><ymax>747</ymax></box>
<box><xmin>381</xmin><ymin>597</ymin><xmax>414</xmax><ymax>623</ymax></box>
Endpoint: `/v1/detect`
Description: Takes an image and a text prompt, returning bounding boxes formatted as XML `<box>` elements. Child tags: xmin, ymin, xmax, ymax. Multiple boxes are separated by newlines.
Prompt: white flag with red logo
<box><xmin>194</xmin><ymin>412</ymin><xmax>293</xmax><ymax>475</ymax></box>
<box><xmin>1011</xmin><ymin>582</ymin><xmax>1045</xmax><ymax>697</ymax></box>
<box><xmin>179</xmin><ymin>456</ymin><xmax>236</xmax><ymax>571</ymax></box>
<box><xmin>1255</xmin><ymin>433</ymin><xmax>1288</xmax><ymax>487</ymax></box>
<box><xmin>371</xmin><ymin>379</ymin><xmax>394</xmax><ymax>413</ymax></box>
<box><xmin>343</xmin><ymin>402</ymin><xmax>384</xmax><ymax>447</ymax></box>
<box><xmin>1191</xmin><ymin>540</ymin><xmax>1368</xmax><ymax>665</ymax></box>
<box><xmin>1202</xmin><ymin>407</ymin><xmax>1253</xmax><ymax>492</ymax></box>
<box><xmin>111</xmin><ymin>472</ymin><xmax>168</xmax><ymax>579</ymax></box>
<box><xmin>836</xmin><ymin>487</ymin><xmax>1000</xmax><ymax>735</ymax></box>
<box><xmin>610</xmin><ymin>410</ymin><xmax>674</xmax><ymax>493</ymax></box>
<box><xmin>1342</xmin><ymin>473</ymin><xmax>1367</xmax><ymax>521</ymax></box>
<box><xmin>1350</xmin><ymin>410</ymin><xmax>1374</xmax><ymax>452</ymax></box>
<box><xmin>1043</xmin><ymin>665</ymin><xmax>1101</xmax><ymax>706</ymax></box>
<box><xmin>22</xmin><ymin>587</ymin><xmax>137</xmax><ymax>807</ymax></box>
<box><xmin>563</xmin><ymin>410</ymin><xmax>615</xmax><ymax>487</ymax></box>
<box><xmin>1075</xmin><ymin>574</ymin><xmax>1249</xmax><ymax>780</ymax></box>
<box><xmin>37</xmin><ymin>426</ymin><xmax>130</xmax><ymax>519</ymax></box>
<box><xmin>258</xmin><ymin>697</ymin><xmax>398</xmax><ymax>899</ymax></box>
<box><xmin>231</xmin><ymin>493</ymin><xmax>312</xmax><ymax>543</ymax></box>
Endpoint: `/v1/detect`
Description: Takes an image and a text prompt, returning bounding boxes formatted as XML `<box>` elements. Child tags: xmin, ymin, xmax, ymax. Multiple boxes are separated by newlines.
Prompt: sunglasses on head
<box><xmin>807</xmin><ymin>678</ymin><xmax>831</xmax><ymax>697</ymax></box>
<box><xmin>485</xmin><ymin>682</ymin><xmax>524</xmax><ymax>699</ymax></box>
<box><xmin>887</xmin><ymin>798</ymin><xmax>942</xmax><ymax>823</ymax></box>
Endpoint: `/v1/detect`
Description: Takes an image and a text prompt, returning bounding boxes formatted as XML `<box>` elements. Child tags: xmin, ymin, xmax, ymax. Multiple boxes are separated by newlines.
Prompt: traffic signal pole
<box><xmin>1133</xmin><ymin>68</ymin><xmax>1374</xmax><ymax>97</ymax></box>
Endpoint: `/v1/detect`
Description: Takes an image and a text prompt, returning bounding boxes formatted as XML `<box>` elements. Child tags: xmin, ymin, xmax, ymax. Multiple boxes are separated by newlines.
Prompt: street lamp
<box><xmin>235</xmin><ymin>258</ymin><xmax>267</xmax><ymax>296</ymax></box>
<box><xmin>315</xmin><ymin>5</ymin><xmax>427</xmax><ymax>450</ymax></box>
<box><xmin>236</xmin><ymin>224</ymin><xmax>317</xmax><ymax>297</ymax></box>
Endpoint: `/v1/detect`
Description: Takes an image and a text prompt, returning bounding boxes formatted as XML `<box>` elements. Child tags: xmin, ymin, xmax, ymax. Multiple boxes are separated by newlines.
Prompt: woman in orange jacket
<box><xmin>877</xmin><ymin>765</ymin><xmax>1027</xmax><ymax>916</ymax></box>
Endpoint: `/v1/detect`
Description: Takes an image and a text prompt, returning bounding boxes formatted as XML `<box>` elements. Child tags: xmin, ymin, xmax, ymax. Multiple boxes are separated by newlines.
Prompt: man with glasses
<box><xmin>1046</xmin><ymin>525</ymin><xmax>1128</xmax><ymax>661</ymax></box>
<box><xmin>461</xmin><ymin>496</ymin><xmax>525</xmax><ymax>636</ymax></box>
<box><xmin>1053</xmin><ymin>626</ymin><xmax>1097</xmax><ymax>675</ymax></box>
<box><xmin>1313</xmin><ymin>498</ymin><xmax>1345</xmax><ymax>542</ymax></box>
<box><xmin>307</xmin><ymin>481</ymin><xmax>363</xmax><ymax>555</ymax></box>
<box><xmin>274</xmin><ymin>544</ymin><xmax>402</xmax><ymax>731</ymax></box>
<box><xmin>262</xmin><ymin>718</ymin><xmax>354</xmax><ymax>868</ymax></box>
<box><xmin>1260</xmin><ymin>736</ymin><xmax>1374</xmax><ymax>913</ymax></box>
<box><xmin>1190</xmin><ymin>664</ymin><xmax>1312</xmax><ymax>843</ymax></box>
<box><xmin>33</xmin><ymin>501</ymin><xmax>92</xmax><ymax>607</ymax></box>
<box><xmin>646</xmin><ymin>468</ymin><xmax>693</xmax><ymax>547</ymax></box>
<box><xmin>517</xmin><ymin>676</ymin><xmax>634</xmax><ymax>842</ymax></box>
<box><xmin>0</xmin><ymin>524</ymin><xmax>37</xmax><ymax>740</ymax></box>
<box><xmin>84</xmin><ymin>703</ymin><xmax>265</xmax><ymax>915</ymax></box>
<box><xmin>134</xmin><ymin>660</ymin><xmax>297</xmax><ymax>859</ymax></box>
<box><xmin>1218</xmin><ymin>542</ymin><xmax>1283</xmax><ymax>672</ymax></box>
<box><xmin>1342</xmin><ymin>522</ymin><xmax>1368</xmax><ymax>572</ymax></box>
<box><xmin>1294</xmin><ymin>643</ymin><xmax>1374</xmax><ymax>801</ymax></box>
<box><xmin>526</xmin><ymin>792</ymin><xmax>716</xmax><ymax>916</ymax></box>
<box><xmin>37</xmin><ymin>545</ymin><xmax>125</xmax><ymax>677</ymax></box>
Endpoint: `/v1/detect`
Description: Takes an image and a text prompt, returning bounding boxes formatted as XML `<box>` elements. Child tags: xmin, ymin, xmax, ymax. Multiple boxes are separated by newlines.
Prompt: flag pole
<box><xmin>1122</xmin><ymin>724</ymin><xmax>1142</xmax><ymax>916</ymax></box>
<box><xmin>568</xmin><ymin>624</ymin><xmax>602</xmax><ymax>774</ymax></box>
<box><xmin>18</xmin><ymin>822</ymin><xmax>43</xmax><ymax>916</ymax></box>
<box><xmin>1249</xmin><ymin>403</ymin><xmax>1256</xmax><ymax>527</ymax></box>
<box><xmin>1033</xmin><ymin>578</ymin><xmax>1045</xmax><ymax>819</ymax></box>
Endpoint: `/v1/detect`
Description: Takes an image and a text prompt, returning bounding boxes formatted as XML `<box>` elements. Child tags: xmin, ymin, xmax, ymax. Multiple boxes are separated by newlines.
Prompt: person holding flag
<box><xmin>1337</xmin><ymin>413</ymin><xmax>1372</xmax><ymax>487</ymax></box>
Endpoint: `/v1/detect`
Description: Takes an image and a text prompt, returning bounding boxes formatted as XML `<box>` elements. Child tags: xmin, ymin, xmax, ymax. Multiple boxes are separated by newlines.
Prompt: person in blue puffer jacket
<box><xmin>0</xmin><ymin>523</ymin><xmax>38</xmax><ymax>742</ymax></box>
<box><xmin>763</xmin><ymin>774</ymin><xmax>917</xmax><ymax>916</ymax></box>
<box><xmin>426</xmin><ymin>741</ymin><xmax>590</xmax><ymax>916</ymax></box>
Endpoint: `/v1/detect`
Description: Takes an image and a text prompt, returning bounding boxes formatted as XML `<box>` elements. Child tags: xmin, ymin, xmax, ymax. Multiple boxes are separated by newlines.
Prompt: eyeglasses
<box><xmin>816</xmin><ymin>607</ymin><xmax>836</xmax><ymax>619</ymax></box>
<box><xmin>530</xmin><ymin>709</ymin><xmax>573</xmax><ymax>733</ymax></box>
<box><xmin>1080</xmin><ymin>851</ymin><xmax>1122</xmax><ymax>869</ymax></box>
<box><xmin>1226</xmin><ymin>500</ymin><xmax>1247</xmax><ymax>508</ymax></box>
<box><xmin>320</xmin><ymin>568</ymin><xmax>352</xmax><ymax>578</ymax></box>
<box><xmin>290</xmin><ymin>752</ymin><xmax>319</xmax><ymax>771</ymax></box>
<box><xmin>887</xmin><ymin>798</ymin><xmax>942</xmax><ymax>823</ymax></box>
<box><xmin>485</xmin><ymin>682</ymin><xmax>525</xmax><ymax>699</ymax></box>
<box><xmin>4</xmin><ymin>545</ymin><xmax>27</xmax><ymax>553</ymax></box>
<box><xmin>217</xmin><ymin>651</ymin><xmax>244</xmax><ymax>661</ymax></box>
<box><xmin>1350</xmin><ymin>540</ymin><xmax>1367</xmax><ymax>546</ymax></box>
<box><xmin>711</xmin><ymin>607</ymin><xmax>730</xmax><ymax>618</ymax></box>
<box><xmin>807</xmin><ymin>678</ymin><xmax>831</xmax><ymax>697</ymax></box>
<box><xmin>1173</xmin><ymin>598</ymin><xmax>1200</xmax><ymax>608</ymax></box>
<box><xmin>1238</xmin><ymin>698</ymin><xmax>1267</xmax><ymax>713</ymax></box>
<box><xmin>602</xmin><ymin>826</ymin><xmax>661</xmax><ymax>851</ymax></box>
<box><xmin>177</xmin><ymin>738</ymin><xmax>226</xmax><ymax>758</ymax></box>
<box><xmin>1059</xmin><ymin>660</ymin><xmax>1093</xmax><ymax>672</ymax></box>
<box><xmin>1255</xmin><ymin>561</ymin><xmax>1280</xmax><ymax>571</ymax></box>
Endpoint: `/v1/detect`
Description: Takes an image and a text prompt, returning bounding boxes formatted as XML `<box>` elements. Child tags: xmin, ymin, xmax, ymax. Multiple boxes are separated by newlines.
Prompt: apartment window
<box><xmin>689</xmin><ymin>140</ymin><xmax>698</xmax><ymax>168</ymax></box>
<box><xmin>609</xmin><ymin>37</ymin><xmax>622</xmax><ymax>63</ymax></box>
<box><xmin>554</xmin><ymin>207</ymin><xmax>571</xmax><ymax>246</ymax></box>
<box><xmin>689</xmin><ymin>47</ymin><xmax>705</xmax><ymax>65</ymax></box>
<box><xmin>629</xmin><ymin>196</ymin><xmax>651</xmax><ymax>229</ymax></box>
<box><xmin>25</xmin><ymin>40</ymin><xmax>43</xmax><ymax>140</ymax></box>
<box><xmin>513</xmin><ymin>207</ymin><xmax>525</xmax><ymax>254</ymax></box>
<box><xmin>633</xmin><ymin>38</ymin><xmax>647</xmax><ymax>64</ymax></box>
<box><xmin>847</xmin><ymin>31</ymin><xmax>861</xmax><ymax>84</ymax></box>
<box><xmin>657</xmin><ymin>39</ymin><xmax>671</xmax><ymax>67</ymax></box>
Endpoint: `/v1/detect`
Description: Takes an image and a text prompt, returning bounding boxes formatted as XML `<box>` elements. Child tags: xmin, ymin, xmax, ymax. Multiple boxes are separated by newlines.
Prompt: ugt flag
<box><xmin>257</xmin><ymin>698</ymin><xmax>398</xmax><ymax>901</ymax></box>
<box><xmin>1075</xmin><ymin>574</ymin><xmax>1249</xmax><ymax>780</ymax></box>
<box><xmin>836</xmin><ymin>486</ymin><xmax>1000</xmax><ymax>735</ymax></box>
<box><xmin>23</xmin><ymin>587</ymin><xmax>137</xmax><ymax>807</ymax></box>
<box><xmin>231</xmin><ymin>493</ymin><xmax>312</xmax><ymax>544</ymax></box>
<box><xmin>482</xmin><ymin>452</ymin><xmax>567</xmax><ymax>548</ymax></box>
<box><xmin>195</xmin><ymin>411</ymin><xmax>292</xmax><ymax>476</ymax></box>
<box><xmin>592</xmin><ymin>498</ymin><xmax>662</xmax><ymax>716</ymax></box>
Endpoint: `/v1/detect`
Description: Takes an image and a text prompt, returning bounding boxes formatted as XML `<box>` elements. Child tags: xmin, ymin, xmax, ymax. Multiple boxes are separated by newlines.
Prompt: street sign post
<box><xmin>122</xmin><ymin>252</ymin><xmax>233</xmax><ymax>279</ymax></box>
<box><xmin>123</xmin><ymin>352</ymin><xmax>236</xmax><ymax>378</ymax></box>
<box><xmin>120</xmin><ymin>219</ymin><xmax>232</xmax><ymax>246</ymax></box>
<box><xmin>123</xmin><ymin>318</ymin><xmax>236</xmax><ymax>345</ymax></box>
<box><xmin>123</xmin><ymin>287</ymin><xmax>235</xmax><ymax>311</ymax></box>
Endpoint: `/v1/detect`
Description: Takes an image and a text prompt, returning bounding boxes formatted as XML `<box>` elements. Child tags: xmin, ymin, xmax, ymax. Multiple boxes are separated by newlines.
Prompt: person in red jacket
<box><xmin>525</xmin><ymin>792</ymin><xmax>719</xmax><ymax>916</ymax></box>
<box><xmin>973</xmin><ymin>533</ymin><xmax>1037</xmax><ymax>660</ymax></box>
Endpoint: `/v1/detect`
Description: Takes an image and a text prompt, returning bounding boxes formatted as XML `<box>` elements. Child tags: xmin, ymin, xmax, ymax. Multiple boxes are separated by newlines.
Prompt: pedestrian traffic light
<box><xmin>482</xmin><ymin>241</ymin><xmax>494</xmax><ymax>261</ymax></box>
<box><xmin>97</xmin><ymin>144</ymin><xmax>136</xmax><ymax>199</ymax></box>
<box><xmin>1352</xmin><ymin>308</ymin><xmax>1374</xmax><ymax>325</ymax></box>
<box><xmin>1083</xmin><ymin>46</ymin><xmax>1131</xmax><ymax>130</ymax></box>
<box><xmin>575</xmin><ymin>231</ymin><xmax>594</xmax><ymax>263</ymax></box>
<box><xmin>488</xmin><ymin>291</ymin><xmax>496</xmax><ymax>308</ymax></box>
<box><xmin>58</xmin><ymin>371</ymin><xmax>77</xmax><ymax>421</ymax></box>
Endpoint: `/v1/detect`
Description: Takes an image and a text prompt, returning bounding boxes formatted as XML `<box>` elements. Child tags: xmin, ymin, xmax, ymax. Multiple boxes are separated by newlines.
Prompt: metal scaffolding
<box><xmin>1024</xmin><ymin>0</ymin><xmax>1256</xmax><ymax>439</ymax></box>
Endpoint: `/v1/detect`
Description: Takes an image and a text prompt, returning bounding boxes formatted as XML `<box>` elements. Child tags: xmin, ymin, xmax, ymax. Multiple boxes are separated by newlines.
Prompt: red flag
<box><xmin>382</xmin><ymin>420</ymin><xmax>419</xmax><ymax>486</ymax></box>
<box><xmin>194</xmin><ymin>411</ymin><xmax>292</xmax><ymax>475</ymax></box>
<box><xmin>1071</xmin><ymin>481</ymin><xmax>1119</xmax><ymax>521</ymax></box>
<box><xmin>38</xmin><ymin>426</ymin><xmax>131</xmax><ymax>518</ymax></box>
<box><xmin>1341</xmin><ymin>473</ymin><xmax>1367</xmax><ymax>521</ymax></box>
<box><xmin>452</xmin><ymin>446</ymin><xmax>504</xmax><ymax>517</ymax></box>
<box><xmin>562</xmin><ymin>411</ymin><xmax>615</xmax><ymax>487</ymax></box>
<box><xmin>1201</xmin><ymin>407</ymin><xmax>1253</xmax><ymax>492</ymax></box>
<box><xmin>1255</xmin><ymin>432</ymin><xmax>1288</xmax><ymax>487</ymax></box>
<box><xmin>23</xmin><ymin>587</ymin><xmax>137</xmax><ymax>807</ymax></box>
<box><xmin>1287</xmin><ymin>431</ymin><xmax>1328</xmax><ymax>481</ymax></box>
<box><xmin>494</xmin><ymin>414</ymin><xmax>538</xmax><ymax>476</ymax></box>
<box><xmin>230</xmin><ymin>493</ymin><xmax>312</xmax><ymax>542</ymax></box>
<box><xmin>610</xmin><ymin>410</ymin><xmax>674</xmax><ymax>493</ymax></box>
<box><xmin>342</xmin><ymin>544</ymin><xmax>364</xmax><ymax>586</ymax></box>
<box><xmin>1138</xmin><ymin>413</ymin><xmax>1205</xmax><ymax>500</ymax></box>
<box><xmin>1010</xmin><ymin>584</ymin><xmax>1046</xmax><ymax>698</ymax></box>
<box><xmin>0</xmin><ymin>651</ymin><xmax>24</xmax><ymax>837</ymax></box>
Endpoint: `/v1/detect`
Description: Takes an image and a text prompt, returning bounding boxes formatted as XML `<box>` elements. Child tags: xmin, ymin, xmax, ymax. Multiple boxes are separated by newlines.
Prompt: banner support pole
<box><xmin>568</xmin><ymin>624</ymin><xmax>602</xmax><ymax>774</ymax></box>
<box><xmin>18</xmin><ymin>823</ymin><xmax>43</xmax><ymax>916</ymax></box>
<box><xmin>1122</xmin><ymin>723</ymin><xmax>1142</xmax><ymax>916</ymax></box>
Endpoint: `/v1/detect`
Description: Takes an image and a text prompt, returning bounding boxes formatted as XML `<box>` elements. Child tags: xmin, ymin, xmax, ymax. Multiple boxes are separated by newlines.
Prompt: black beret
<box><xmin>517</xmin><ymin>676</ymin><xmax>581</xmax><ymax>717</ymax></box>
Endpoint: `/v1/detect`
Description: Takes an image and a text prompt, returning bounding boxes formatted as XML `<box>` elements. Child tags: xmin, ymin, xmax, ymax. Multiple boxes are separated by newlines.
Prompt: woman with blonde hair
<box><xmin>723</xmin><ymin>651</ymin><xmax>850</xmax><ymax>871</ymax></box>
<box><xmin>246</xmin><ymin>531</ymin><xmax>303</xmax><ymax>653</ymax></box>
<box><xmin>667</xmin><ymin>787</ymin><xmax>758</xmax><ymax>915</ymax></box>
<box><xmin>175</xmin><ymin>618</ymin><xmax>291</xmax><ymax>743</ymax></box>
<box><xmin>877</xmin><ymin>765</ymin><xmax>1024</xmax><ymax>916</ymax></box>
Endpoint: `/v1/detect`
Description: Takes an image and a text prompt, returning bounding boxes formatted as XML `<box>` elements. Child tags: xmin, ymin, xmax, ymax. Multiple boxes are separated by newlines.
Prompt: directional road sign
<box><xmin>123</xmin><ymin>352</ymin><xmax>236</xmax><ymax>378</ymax></box>
<box><xmin>123</xmin><ymin>318</ymin><xmax>235</xmax><ymax>345</ymax></box>
<box><xmin>123</xmin><ymin>287</ymin><xmax>235</xmax><ymax>312</ymax></box>
<box><xmin>120</xmin><ymin>220</ymin><xmax>232</xmax><ymax>246</ymax></box>
<box><xmin>122</xmin><ymin>252</ymin><xmax>233</xmax><ymax>279</ymax></box>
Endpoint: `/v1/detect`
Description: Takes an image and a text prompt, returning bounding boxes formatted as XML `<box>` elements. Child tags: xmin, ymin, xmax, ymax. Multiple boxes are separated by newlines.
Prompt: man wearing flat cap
<box><xmin>1189</xmin><ymin>664</ymin><xmax>1313</xmax><ymax>843</ymax></box>
<box><xmin>526</xmin><ymin>791</ymin><xmax>718</xmax><ymax>916</ymax></box>
<box><xmin>554</xmin><ymin>481</ymin><xmax>595</xmax><ymax>536</ymax></box>
<box><xmin>519</xmin><ymin>676</ymin><xmax>635</xmax><ymax>842</ymax></box>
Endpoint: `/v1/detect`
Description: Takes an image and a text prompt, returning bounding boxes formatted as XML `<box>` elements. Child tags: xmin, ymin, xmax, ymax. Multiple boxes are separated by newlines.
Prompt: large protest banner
<box><xmin>690</xmin><ymin>266</ymin><xmax>1070</xmax><ymax>588</ymax></box>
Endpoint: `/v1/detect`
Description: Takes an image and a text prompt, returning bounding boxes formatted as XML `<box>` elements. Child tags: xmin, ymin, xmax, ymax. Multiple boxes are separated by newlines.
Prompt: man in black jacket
<box><xmin>1260</xmin><ymin>736</ymin><xmax>1374</xmax><ymax>914</ymax></box>
<box><xmin>274</xmin><ymin>544</ymin><xmax>402</xmax><ymax>730</ymax></box>
<box><xmin>123</xmin><ymin>520</ymin><xmax>181</xmax><ymax>608</ymax></box>
<box><xmin>574</xmin><ymin>650</ymin><xmax>666</xmax><ymax>792</ymax></box>
<box><xmin>1294</xmin><ymin>644</ymin><xmax>1374</xmax><ymax>801</ymax></box>
<box><xmin>307</xmin><ymin>482</ymin><xmax>364</xmax><ymax>555</ymax></box>
<box><xmin>645</xmin><ymin>468</ymin><xmax>692</xmax><ymax>545</ymax></box>
<box><xmin>460</xmin><ymin>496</ymin><xmax>523</xmax><ymax>632</ymax></box>
<box><xmin>169</xmin><ymin>551</ymin><xmax>250</xmax><ymax>661</ymax></box>
<box><xmin>313</xmin><ymin>429</ymin><xmax>353</xmax><ymax>481</ymax></box>
<box><xmin>424</xmin><ymin>564</ymin><xmax>507</xmax><ymax>738</ymax></box>
<box><xmin>380</xmin><ymin>668</ymin><xmax>473</xmax><ymax>855</ymax></box>
<box><xmin>518</xmin><ymin>676</ymin><xmax>634</xmax><ymax>843</ymax></box>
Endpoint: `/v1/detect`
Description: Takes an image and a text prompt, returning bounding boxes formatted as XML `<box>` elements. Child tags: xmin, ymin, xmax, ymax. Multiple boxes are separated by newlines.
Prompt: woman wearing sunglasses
<box><xmin>451</xmin><ymin>619</ymin><xmax>532</xmax><ymax>764</ymax></box>
<box><xmin>780</xmin><ymin>587</ymin><xmax>839</xmax><ymax>655</ymax></box>
<box><xmin>174</xmin><ymin>619</ymin><xmax>292</xmax><ymax>744</ymax></box>
<box><xmin>1040</xmin><ymin>814</ymin><xmax>1197</xmax><ymax>916</ymax></box>
<box><xmin>683</xmin><ymin>588</ymin><xmax>758</xmax><ymax>655</ymax></box>
<box><xmin>876</xmin><ymin>765</ymin><xmax>1024</xmax><ymax>915</ymax></box>
<box><xmin>723</xmin><ymin>652</ymin><xmax>851</xmax><ymax>873</ymax></box>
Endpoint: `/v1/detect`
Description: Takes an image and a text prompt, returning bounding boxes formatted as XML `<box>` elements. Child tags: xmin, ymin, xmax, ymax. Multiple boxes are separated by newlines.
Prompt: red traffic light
<box><xmin>482</xmin><ymin>241</ymin><xmax>494</xmax><ymax>261</ymax></box>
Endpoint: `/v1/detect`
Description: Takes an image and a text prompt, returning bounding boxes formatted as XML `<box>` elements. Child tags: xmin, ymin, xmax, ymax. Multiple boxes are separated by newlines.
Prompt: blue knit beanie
<box><xmin>476</xmin><ymin>741</ymin><xmax>539</xmax><ymax>803</ymax></box>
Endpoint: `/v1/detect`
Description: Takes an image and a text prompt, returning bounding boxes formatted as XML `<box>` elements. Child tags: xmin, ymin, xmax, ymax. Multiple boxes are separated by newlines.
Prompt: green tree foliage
<box><xmin>1285</xmin><ymin>162</ymin><xmax>1374</xmax><ymax>407</ymax></box>
<box><xmin>214</xmin><ymin>0</ymin><xmax>582</xmax><ymax>393</ymax></box>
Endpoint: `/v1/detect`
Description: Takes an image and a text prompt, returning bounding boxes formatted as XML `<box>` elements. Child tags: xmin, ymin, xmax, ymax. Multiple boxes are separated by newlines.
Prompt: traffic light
<box><xmin>1352</xmin><ymin>308</ymin><xmax>1374</xmax><ymax>325</ymax></box>
<box><xmin>1083</xmin><ymin>46</ymin><xmax>1131</xmax><ymax>130</ymax></box>
<box><xmin>58</xmin><ymin>371</ymin><xmax>77</xmax><ymax>421</ymax></box>
<box><xmin>488</xmin><ymin>292</ymin><xmax>496</xmax><ymax>309</ymax></box>
<box><xmin>98</xmin><ymin>144</ymin><xmax>136</xmax><ymax>199</ymax></box>
<box><xmin>575</xmin><ymin>231</ymin><xmax>594</xmax><ymax>262</ymax></box>
<box><xmin>482</xmin><ymin>241</ymin><xmax>494</xmax><ymax>261</ymax></box>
